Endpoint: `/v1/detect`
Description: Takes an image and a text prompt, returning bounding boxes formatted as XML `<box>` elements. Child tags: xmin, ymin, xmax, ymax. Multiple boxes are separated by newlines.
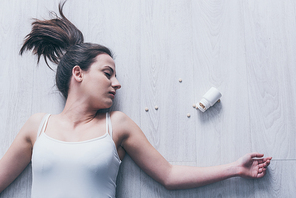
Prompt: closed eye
<box><xmin>104</xmin><ymin>72</ymin><xmax>111</xmax><ymax>79</ymax></box>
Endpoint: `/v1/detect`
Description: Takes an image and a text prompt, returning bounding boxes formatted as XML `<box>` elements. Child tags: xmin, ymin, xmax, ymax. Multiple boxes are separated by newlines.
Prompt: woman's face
<box><xmin>81</xmin><ymin>53</ymin><xmax>121</xmax><ymax>109</ymax></box>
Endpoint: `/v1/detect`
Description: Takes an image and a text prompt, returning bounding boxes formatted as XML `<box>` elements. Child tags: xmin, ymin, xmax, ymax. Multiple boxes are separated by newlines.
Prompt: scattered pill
<box><xmin>155</xmin><ymin>106</ymin><xmax>158</xmax><ymax>110</ymax></box>
<box><xmin>145</xmin><ymin>107</ymin><xmax>149</xmax><ymax>112</ymax></box>
<box><xmin>187</xmin><ymin>113</ymin><xmax>191</xmax><ymax>118</ymax></box>
<box><xmin>179</xmin><ymin>78</ymin><xmax>182</xmax><ymax>83</ymax></box>
<box><xmin>192</xmin><ymin>104</ymin><xmax>196</xmax><ymax>108</ymax></box>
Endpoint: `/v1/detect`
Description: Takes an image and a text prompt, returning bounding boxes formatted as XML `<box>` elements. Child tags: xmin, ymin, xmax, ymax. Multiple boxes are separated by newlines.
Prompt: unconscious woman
<box><xmin>0</xmin><ymin>2</ymin><xmax>272</xmax><ymax>198</ymax></box>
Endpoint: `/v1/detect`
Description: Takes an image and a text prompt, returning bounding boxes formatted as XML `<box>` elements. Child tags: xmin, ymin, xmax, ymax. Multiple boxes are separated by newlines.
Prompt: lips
<box><xmin>109</xmin><ymin>91</ymin><xmax>116</xmax><ymax>99</ymax></box>
<box><xmin>109</xmin><ymin>91</ymin><xmax>116</xmax><ymax>96</ymax></box>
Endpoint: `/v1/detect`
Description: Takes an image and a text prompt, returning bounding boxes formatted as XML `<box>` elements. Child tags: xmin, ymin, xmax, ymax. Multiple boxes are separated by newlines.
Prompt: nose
<box><xmin>112</xmin><ymin>77</ymin><xmax>121</xmax><ymax>90</ymax></box>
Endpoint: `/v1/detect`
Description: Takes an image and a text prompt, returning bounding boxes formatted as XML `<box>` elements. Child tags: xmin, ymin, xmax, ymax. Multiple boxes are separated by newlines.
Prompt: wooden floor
<box><xmin>0</xmin><ymin>0</ymin><xmax>295</xmax><ymax>197</ymax></box>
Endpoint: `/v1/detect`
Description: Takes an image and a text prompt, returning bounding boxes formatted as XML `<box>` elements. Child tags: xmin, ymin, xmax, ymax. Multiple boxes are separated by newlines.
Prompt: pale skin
<box><xmin>0</xmin><ymin>54</ymin><xmax>272</xmax><ymax>193</ymax></box>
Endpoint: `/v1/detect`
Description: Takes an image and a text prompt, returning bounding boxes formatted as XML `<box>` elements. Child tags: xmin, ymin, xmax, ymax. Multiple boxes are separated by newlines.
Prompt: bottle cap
<box><xmin>203</xmin><ymin>87</ymin><xmax>222</xmax><ymax>106</ymax></box>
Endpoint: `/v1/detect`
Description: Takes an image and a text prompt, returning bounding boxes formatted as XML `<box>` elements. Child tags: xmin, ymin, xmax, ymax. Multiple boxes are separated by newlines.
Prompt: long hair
<box><xmin>20</xmin><ymin>1</ymin><xmax>113</xmax><ymax>98</ymax></box>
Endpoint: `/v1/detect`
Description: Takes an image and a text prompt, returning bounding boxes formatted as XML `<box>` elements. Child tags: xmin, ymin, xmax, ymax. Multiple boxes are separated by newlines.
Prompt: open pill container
<box><xmin>196</xmin><ymin>87</ymin><xmax>222</xmax><ymax>112</ymax></box>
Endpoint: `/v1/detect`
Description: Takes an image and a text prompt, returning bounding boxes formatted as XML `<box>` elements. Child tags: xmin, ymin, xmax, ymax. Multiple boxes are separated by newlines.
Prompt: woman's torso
<box><xmin>31</xmin><ymin>112</ymin><xmax>121</xmax><ymax>198</ymax></box>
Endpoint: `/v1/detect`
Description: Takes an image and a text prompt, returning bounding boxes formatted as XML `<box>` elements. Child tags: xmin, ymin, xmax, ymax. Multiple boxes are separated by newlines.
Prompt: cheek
<box><xmin>97</xmin><ymin>74</ymin><xmax>110</xmax><ymax>85</ymax></box>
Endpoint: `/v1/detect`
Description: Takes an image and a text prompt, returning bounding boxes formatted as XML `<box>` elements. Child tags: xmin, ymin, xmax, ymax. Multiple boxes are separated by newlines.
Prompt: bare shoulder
<box><xmin>110</xmin><ymin>111</ymin><xmax>138</xmax><ymax>135</ymax></box>
<box><xmin>27</xmin><ymin>113</ymin><xmax>47</xmax><ymax>123</ymax></box>
<box><xmin>109</xmin><ymin>111</ymin><xmax>129</xmax><ymax>123</ymax></box>
<box><xmin>24</xmin><ymin>113</ymin><xmax>47</xmax><ymax>130</ymax></box>
<box><xmin>19</xmin><ymin>113</ymin><xmax>47</xmax><ymax>145</ymax></box>
<box><xmin>109</xmin><ymin>111</ymin><xmax>132</xmax><ymax>131</ymax></box>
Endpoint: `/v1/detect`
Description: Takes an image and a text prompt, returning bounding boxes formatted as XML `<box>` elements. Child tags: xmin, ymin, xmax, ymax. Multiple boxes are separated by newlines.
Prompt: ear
<box><xmin>72</xmin><ymin>65</ymin><xmax>83</xmax><ymax>82</ymax></box>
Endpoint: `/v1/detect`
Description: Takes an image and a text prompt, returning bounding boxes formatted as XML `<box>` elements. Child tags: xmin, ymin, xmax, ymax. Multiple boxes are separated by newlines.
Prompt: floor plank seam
<box><xmin>271</xmin><ymin>159</ymin><xmax>296</xmax><ymax>161</ymax></box>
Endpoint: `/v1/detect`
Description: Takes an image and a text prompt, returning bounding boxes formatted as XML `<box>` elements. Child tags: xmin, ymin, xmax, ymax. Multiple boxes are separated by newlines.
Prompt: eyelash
<box><xmin>104</xmin><ymin>72</ymin><xmax>111</xmax><ymax>79</ymax></box>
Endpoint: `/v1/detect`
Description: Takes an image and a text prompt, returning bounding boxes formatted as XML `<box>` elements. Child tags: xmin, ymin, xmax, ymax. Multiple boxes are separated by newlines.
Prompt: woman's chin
<box><xmin>93</xmin><ymin>100</ymin><xmax>113</xmax><ymax>110</ymax></box>
<box><xmin>105</xmin><ymin>100</ymin><xmax>113</xmax><ymax>109</ymax></box>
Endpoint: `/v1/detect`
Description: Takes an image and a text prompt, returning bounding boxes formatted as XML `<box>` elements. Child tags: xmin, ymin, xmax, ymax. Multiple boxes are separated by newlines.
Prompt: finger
<box><xmin>257</xmin><ymin>157</ymin><xmax>271</xmax><ymax>165</ymax></box>
<box><xmin>259</xmin><ymin>163</ymin><xmax>264</xmax><ymax>168</ymax></box>
<box><xmin>257</xmin><ymin>159</ymin><xmax>264</xmax><ymax>164</ymax></box>
<box><xmin>257</xmin><ymin>170</ymin><xmax>266</xmax><ymax>178</ymax></box>
<box><xmin>250</xmin><ymin>152</ymin><xmax>264</xmax><ymax>158</ymax></box>
<box><xmin>262</xmin><ymin>158</ymin><xmax>272</xmax><ymax>165</ymax></box>
<box><xmin>262</xmin><ymin>168</ymin><xmax>267</xmax><ymax>171</ymax></box>
<box><xmin>263</xmin><ymin>157</ymin><xmax>272</xmax><ymax>161</ymax></box>
<box><xmin>259</xmin><ymin>160</ymin><xmax>270</xmax><ymax>169</ymax></box>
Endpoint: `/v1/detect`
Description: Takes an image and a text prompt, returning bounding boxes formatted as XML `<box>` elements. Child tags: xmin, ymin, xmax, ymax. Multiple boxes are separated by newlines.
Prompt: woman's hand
<box><xmin>236</xmin><ymin>153</ymin><xmax>272</xmax><ymax>179</ymax></box>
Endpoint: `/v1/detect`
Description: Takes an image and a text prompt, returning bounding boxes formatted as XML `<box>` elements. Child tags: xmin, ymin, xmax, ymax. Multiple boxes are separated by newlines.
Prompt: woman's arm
<box><xmin>163</xmin><ymin>153</ymin><xmax>271</xmax><ymax>190</ymax></box>
<box><xmin>113</xmin><ymin>112</ymin><xmax>272</xmax><ymax>190</ymax></box>
<box><xmin>0</xmin><ymin>113</ymin><xmax>45</xmax><ymax>193</ymax></box>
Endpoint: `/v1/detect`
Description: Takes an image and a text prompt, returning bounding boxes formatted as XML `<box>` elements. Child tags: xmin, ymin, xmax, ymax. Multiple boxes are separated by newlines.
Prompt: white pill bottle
<box><xmin>196</xmin><ymin>87</ymin><xmax>222</xmax><ymax>112</ymax></box>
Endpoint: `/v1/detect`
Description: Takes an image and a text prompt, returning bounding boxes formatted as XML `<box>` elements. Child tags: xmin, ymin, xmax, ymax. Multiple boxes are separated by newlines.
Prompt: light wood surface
<box><xmin>0</xmin><ymin>0</ymin><xmax>295</xmax><ymax>197</ymax></box>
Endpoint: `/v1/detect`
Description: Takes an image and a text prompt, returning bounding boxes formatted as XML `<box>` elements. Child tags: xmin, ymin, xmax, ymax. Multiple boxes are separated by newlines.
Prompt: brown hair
<box><xmin>20</xmin><ymin>1</ymin><xmax>113</xmax><ymax>98</ymax></box>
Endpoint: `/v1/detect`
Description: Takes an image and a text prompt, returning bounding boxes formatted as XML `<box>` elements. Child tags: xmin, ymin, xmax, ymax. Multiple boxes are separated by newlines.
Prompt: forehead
<box><xmin>92</xmin><ymin>53</ymin><xmax>115</xmax><ymax>69</ymax></box>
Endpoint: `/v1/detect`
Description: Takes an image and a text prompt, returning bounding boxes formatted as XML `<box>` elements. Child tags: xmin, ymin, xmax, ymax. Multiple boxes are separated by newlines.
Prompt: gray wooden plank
<box><xmin>254</xmin><ymin>160</ymin><xmax>296</xmax><ymax>197</ymax></box>
<box><xmin>139</xmin><ymin>0</ymin><xmax>196</xmax><ymax>163</ymax></box>
<box><xmin>243</xmin><ymin>0</ymin><xmax>296</xmax><ymax>159</ymax></box>
<box><xmin>0</xmin><ymin>0</ymin><xmax>39</xmax><ymax>197</ymax></box>
<box><xmin>138</xmin><ymin>1</ymin><xmax>197</xmax><ymax>196</ymax></box>
<box><xmin>191</xmin><ymin>0</ymin><xmax>253</xmax><ymax>167</ymax></box>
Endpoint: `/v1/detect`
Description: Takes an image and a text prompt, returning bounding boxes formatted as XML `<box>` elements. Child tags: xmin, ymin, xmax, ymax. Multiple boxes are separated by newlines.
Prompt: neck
<box><xmin>60</xmin><ymin>96</ymin><xmax>98</xmax><ymax>127</ymax></box>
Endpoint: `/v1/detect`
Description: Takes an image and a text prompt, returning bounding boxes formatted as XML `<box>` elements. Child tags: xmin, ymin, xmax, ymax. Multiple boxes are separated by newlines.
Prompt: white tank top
<box><xmin>31</xmin><ymin>112</ymin><xmax>121</xmax><ymax>198</ymax></box>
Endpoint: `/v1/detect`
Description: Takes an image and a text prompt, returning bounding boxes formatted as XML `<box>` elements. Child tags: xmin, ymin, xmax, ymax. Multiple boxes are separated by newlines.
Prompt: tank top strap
<box><xmin>106</xmin><ymin>112</ymin><xmax>113</xmax><ymax>138</ymax></box>
<box><xmin>37</xmin><ymin>114</ymin><xmax>51</xmax><ymax>139</ymax></box>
